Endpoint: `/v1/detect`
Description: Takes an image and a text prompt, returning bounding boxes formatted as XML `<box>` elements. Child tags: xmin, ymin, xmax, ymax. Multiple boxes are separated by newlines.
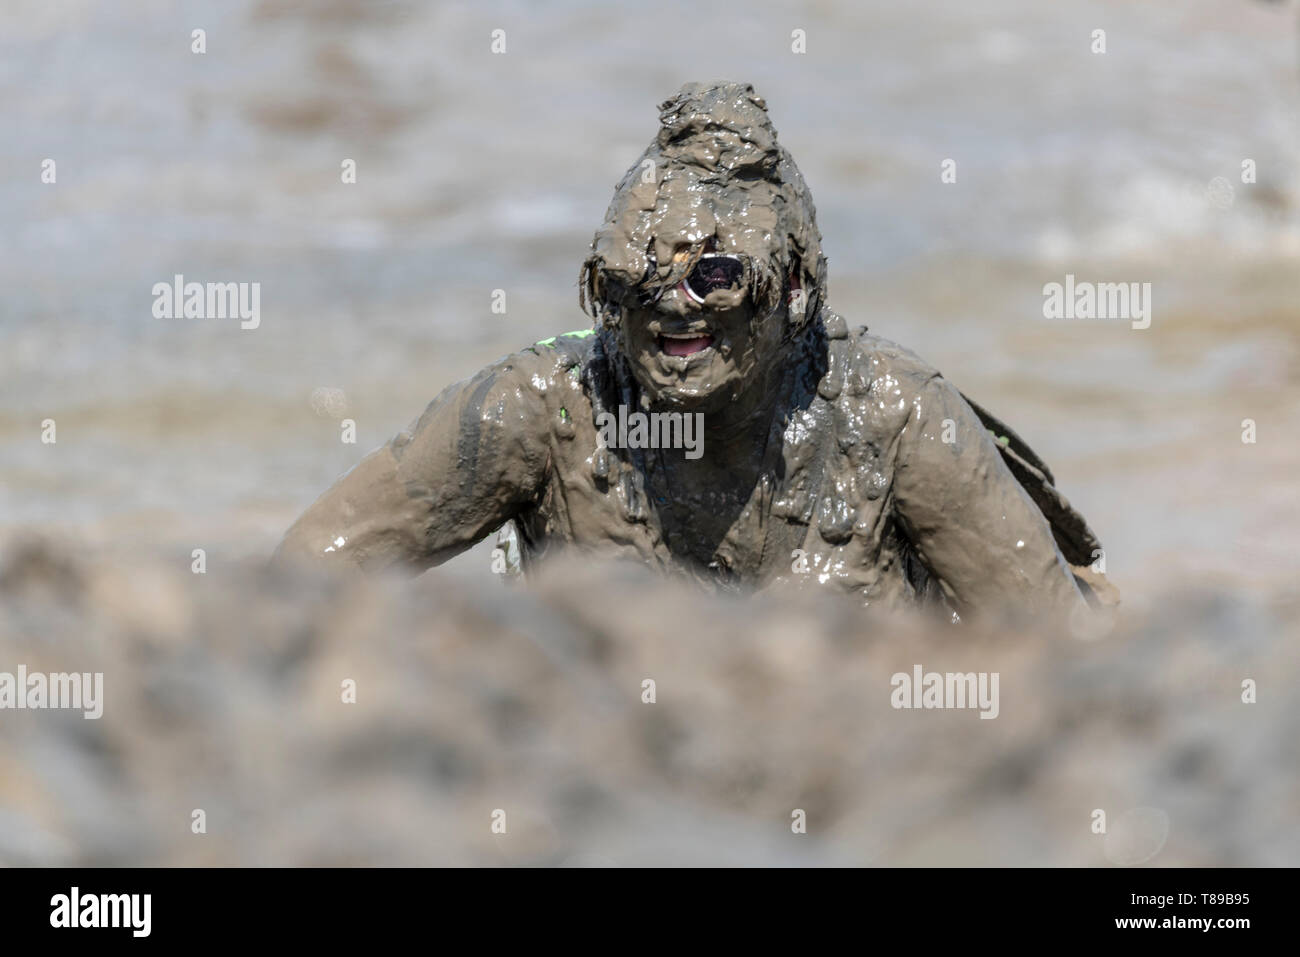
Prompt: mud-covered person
<box><xmin>275</xmin><ymin>82</ymin><xmax>1115</xmax><ymax>622</ymax></box>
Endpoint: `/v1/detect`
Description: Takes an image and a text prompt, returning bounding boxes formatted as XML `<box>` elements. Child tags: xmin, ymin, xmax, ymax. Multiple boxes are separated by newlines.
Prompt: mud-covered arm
<box><xmin>892</xmin><ymin>374</ymin><xmax>1087</xmax><ymax>618</ymax></box>
<box><xmin>273</xmin><ymin>358</ymin><xmax>551</xmax><ymax>573</ymax></box>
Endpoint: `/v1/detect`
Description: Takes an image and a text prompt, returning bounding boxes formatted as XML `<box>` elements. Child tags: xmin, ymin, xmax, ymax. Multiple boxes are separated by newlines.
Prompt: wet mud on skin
<box><xmin>276</xmin><ymin>82</ymin><xmax>1112</xmax><ymax>622</ymax></box>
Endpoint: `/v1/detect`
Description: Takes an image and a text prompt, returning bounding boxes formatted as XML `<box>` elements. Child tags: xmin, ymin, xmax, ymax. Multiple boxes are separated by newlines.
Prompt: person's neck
<box><xmin>640</xmin><ymin>351</ymin><xmax>788</xmax><ymax>477</ymax></box>
<box><xmin>705</xmin><ymin>358</ymin><xmax>788</xmax><ymax>451</ymax></box>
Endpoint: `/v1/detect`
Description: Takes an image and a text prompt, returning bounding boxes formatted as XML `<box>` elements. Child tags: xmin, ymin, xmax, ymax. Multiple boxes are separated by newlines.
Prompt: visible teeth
<box><xmin>662</xmin><ymin>332</ymin><xmax>707</xmax><ymax>339</ymax></box>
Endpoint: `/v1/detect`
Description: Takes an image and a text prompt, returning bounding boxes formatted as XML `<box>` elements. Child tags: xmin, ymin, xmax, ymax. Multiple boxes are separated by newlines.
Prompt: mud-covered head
<box><xmin>580</xmin><ymin>81</ymin><xmax>828</xmax><ymax>410</ymax></box>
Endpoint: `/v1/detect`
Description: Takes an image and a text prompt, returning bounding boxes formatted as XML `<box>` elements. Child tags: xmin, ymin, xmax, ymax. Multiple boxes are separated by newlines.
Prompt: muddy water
<box><xmin>0</xmin><ymin>0</ymin><xmax>1298</xmax><ymax>868</ymax></box>
<box><xmin>0</xmin><ymin>544</ymin><xmax>1296</xmax><ymax>866</ymax></box>
<box><xmin>2</xmin><ymin>0</ymin><xmax>1298</xmax><ymax>605</ymax></box>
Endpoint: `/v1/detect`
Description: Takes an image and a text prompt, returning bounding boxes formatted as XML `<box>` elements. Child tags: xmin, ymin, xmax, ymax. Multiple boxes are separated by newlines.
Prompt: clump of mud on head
<box><xmin>580</xmin><ymin>82</ymin><xmax>828</xmax><ymax>410</ymax></box>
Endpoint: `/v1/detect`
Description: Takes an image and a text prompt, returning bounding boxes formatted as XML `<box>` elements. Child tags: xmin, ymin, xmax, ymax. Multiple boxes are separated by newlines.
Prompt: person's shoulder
<box><xmin>819</xmin><ymin>313</ymin><xmax>943</xmax><ymax>401</ymax></box>
<box><xmin>809</xmin><ymin>313</ymin><xmax>954</xmax><ymax>446</ymax></box>
<box><xmin>483</xmin><ymin>328</ymin><xmax>600</xmax><ymax>420</ymax></box>
<box><xmin>410</xmin><ymin>329</ymin><xmax>598</xmax><ymax>432</ymax></box>
<box><xmin>468</xmin><ymin>328</ymin><xmax>600</xmax><ymax>384</ymax></box>
<box><xmin>834</xmin><ymin>318</ymin><xmax>941</xmax><ymax>383</ymax></box>
<box><xmin>525</xmin><ymin>328</ymin><xmax>600</xmax><ymax>364</ymax></box>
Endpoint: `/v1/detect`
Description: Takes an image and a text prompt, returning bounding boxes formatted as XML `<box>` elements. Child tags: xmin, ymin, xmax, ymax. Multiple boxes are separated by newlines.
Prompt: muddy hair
<box><xmin>578</xmin><ymin>81</ymin><xmax>828</xmax><ymax>340</ymax></box>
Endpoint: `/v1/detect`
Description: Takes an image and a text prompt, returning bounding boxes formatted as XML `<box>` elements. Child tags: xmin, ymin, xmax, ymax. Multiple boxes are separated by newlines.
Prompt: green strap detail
<box><xmin>534</xmin><ymin>329</ymin><xmax>595</xmax><ymax>348</ymax></box>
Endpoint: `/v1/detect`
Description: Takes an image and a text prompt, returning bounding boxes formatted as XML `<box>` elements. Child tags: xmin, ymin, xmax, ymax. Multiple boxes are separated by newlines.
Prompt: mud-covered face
<box><xmin>615</xmin><ymin>255</ymin><xmax>785</xmax><ymax>411</ymax></box>
<box><xmin>582</xmin><ymin>82</ymin><xmax>826</xmax><ymax>410</ymax></box>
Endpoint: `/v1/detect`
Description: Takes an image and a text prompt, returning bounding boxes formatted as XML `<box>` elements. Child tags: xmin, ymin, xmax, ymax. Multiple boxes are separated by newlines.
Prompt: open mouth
<box><xmin>658</xmin><ymin>333</ymin><xmax>715</xmax><ymax>357</ymax></box>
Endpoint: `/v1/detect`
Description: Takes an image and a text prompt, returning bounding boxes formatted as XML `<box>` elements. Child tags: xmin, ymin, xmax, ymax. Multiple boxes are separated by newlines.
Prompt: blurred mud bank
<box><xmin>0</xmin><ymin>537</ymin><xmax>1295</xmax><ymax>866</ymax></box>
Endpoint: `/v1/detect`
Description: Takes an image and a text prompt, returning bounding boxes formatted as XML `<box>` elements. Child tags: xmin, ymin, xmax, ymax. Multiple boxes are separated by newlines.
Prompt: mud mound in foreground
<box><xmin>0</xmin><ymin>538</ymin><xmax>1294</xmax><ymax>866</ymax></box>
